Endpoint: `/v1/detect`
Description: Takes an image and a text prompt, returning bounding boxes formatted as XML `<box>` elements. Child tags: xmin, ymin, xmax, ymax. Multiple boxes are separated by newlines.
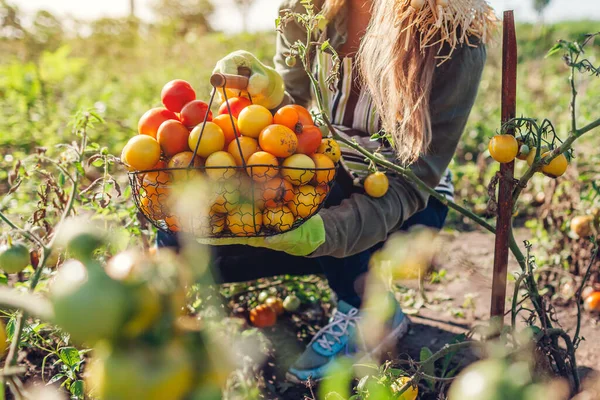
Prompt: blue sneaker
<box><xmin>286</xmin><ymin>295</ymin><xmax>409</xmax><ymax>383</ymax></box>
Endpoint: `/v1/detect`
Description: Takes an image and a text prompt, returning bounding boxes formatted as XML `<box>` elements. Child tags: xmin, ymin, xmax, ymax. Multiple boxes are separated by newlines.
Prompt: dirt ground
<box><xmin>251</xmin><ymin>229</ymin><xmax>600</xmax><ymax>399</ymax></box>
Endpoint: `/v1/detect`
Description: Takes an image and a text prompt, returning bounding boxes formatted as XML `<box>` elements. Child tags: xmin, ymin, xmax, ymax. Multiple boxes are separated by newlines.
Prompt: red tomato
<box><xmin>218</xmin><ymin>97</ymin><xmax>252</xmax><ymax>119</ymax></box>
<box><xmin>180</xmin><ymin>100</ymin><xmax>213</xmax><ymax>129</ymax></box>
<box><xmin>161</xmin><ymin>80</ymin><xmax>196</xmax><ymax>113</ymax></box>
<box><xmin>296</xmin><ymin>125</ymin><xmax>322</xmax><ymax>155</ymax></box>
<box><xmin>138</xmin><ymin>108</ymin><xmax>179</xmax><ymax>139</ymax></box>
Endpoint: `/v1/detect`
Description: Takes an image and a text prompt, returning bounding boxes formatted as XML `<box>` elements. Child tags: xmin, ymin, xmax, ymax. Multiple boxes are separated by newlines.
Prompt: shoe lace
<box><xmin>312</xmin><ymin>308</ymin><xmax>360</xmax><ymax>352</ymax></box>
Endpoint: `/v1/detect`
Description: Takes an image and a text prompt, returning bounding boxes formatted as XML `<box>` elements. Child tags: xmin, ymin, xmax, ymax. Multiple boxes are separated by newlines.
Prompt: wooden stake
<box><xmin>490</xmin><ymin>11</ymin><xmax>517</xmax><ymax>320</ymax></box>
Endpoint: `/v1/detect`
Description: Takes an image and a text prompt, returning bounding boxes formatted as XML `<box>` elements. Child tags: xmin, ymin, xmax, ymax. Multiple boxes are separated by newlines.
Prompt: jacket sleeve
<box><xmin>310</xmin><ymin>43</ymin><xmax>487</xmax><ymax>258</ymax></box>
<box><xmin>273</xmin><ymin>0</ymin><xmax>313</xmax><ymax>108</ymax></box>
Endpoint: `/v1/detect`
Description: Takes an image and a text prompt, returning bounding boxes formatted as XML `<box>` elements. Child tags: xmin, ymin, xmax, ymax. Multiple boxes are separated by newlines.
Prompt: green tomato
<box><xmin>448</xmin><ymin>359</ymin><xmax>530</xmax><ymax>400</ymax></box>
<box><xmin>258</xmin><ymin>290</ymin><xmax>270</xmax><ymax>303</ymax></box>
<box><xmin>285</xmin><ymin>55</ymin><xmax>297</xmax><ymax>67</ymax></box>
<box><xmin>50</xmin><ymin>260</ymin><xmax>130</xmax><ymax>344</ymax></box>
<box><xmin>283</xmin><ymin>295</ymin><xmax>301</xmax><ymax>312</ymax></box>
<box><xmin>0</xmin><ymin>242</ymin><xmax>30</xmax><ymax>274</ymax></box>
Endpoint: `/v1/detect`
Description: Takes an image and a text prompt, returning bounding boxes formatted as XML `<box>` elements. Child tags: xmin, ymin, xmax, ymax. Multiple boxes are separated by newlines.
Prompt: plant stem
<box><xmin>574</xmin><ymin>246</ymin><xmax>598</xmax><ymax>347</ymax></box>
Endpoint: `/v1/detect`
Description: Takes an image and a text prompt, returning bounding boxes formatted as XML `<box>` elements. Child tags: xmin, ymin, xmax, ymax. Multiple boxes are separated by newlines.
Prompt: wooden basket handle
<box><xmin>210</xmin><ymin>66</ymin><xmax>251</xmax><ymax>90</ymax></box>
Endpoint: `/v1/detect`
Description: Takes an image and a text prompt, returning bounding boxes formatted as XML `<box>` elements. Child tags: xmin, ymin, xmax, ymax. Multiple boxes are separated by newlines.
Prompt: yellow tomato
<box><xmin>541</xmin><ymin>151</ymin><xmax>568</xmax><ymax>178</ymax></box>
<box><xmin>316</xmin><ymin>138</ymin><xmax>342</xmax><ymax>163</ymax></box>
<box><xmin>237</xmin><ymin>105</ymin><xmax>273</xmax><ymax>138</ymax></box>
<box><xmin>392</xmin><ymin>377</ymin><xmax>418</xmax><ymax>400</ymax></box>
<box><xmin>205</xmin><ymin>151</ymin><xmax>237</xmax><ymax>181</ymax></box>
<box><xmin>263</xmin><ymin>205</ymin><xmax>295</xmax><ymax>232</ymax></box>
<box><xmin>281</xmin><ymin>154</ymin><xmax>316</xmax><ymax>186</ymax></box>
<box><xmin>121</xmin><ymin>135</ymin><xmax>161</xmax><ymax>171</ymax></box>
<box><xmin>364</xmin><ymin>172</ymin><xmax>389</xmax><ymax>198</ymax></box>
<box><xmin>287</xmin><ymin>185</ymin><xmax>319</xmax><ymax>219</ymax></box>
<box><xmin>311</xmin><ymin>153</ymin><xmax>335</xmax><ymax>185</ymax></box>
<box><xmin>188</xmin><ymin>122</ymin><xmax>225</xmax><ymax>158</ymax></box>
<box><xmin>227</xmin><ymin>203</ymin><xmax>262</xmax><ymax>236</ymax></box>
<box><xmin>488</xmin><ymin>134</ymin><xmax>518</xmax><ymax>163</ymax></box>
<box><xmin>526</xmin><ymin>146</ymin><xmax>549</xmax><ymax>167</ymax></box>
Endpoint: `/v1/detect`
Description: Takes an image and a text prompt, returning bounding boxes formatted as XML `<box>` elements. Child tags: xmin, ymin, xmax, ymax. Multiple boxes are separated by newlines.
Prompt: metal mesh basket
<box><xmin>128</xmin><ymin>69</ymin><xmax>337</xmax><ymax>238</ymax></box>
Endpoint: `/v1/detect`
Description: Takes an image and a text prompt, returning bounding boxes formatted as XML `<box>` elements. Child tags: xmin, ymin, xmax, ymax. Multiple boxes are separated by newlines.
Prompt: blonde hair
<box><xmin>315</xmin><ymin>0</ymin><xmax>496</xmax><ymax>164</ymax></box>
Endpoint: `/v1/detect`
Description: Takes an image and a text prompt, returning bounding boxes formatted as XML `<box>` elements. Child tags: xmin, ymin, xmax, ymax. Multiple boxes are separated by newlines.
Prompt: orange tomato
<box><xmin>263</xmin><ymin>206</ymin><xmax>295</xmax><ymax>232</ymax></box>
<box><xmin>157</xmin><ymin>120</ymin><xmax>190</xmax><ymax>157</ymax></box>
<box><xmin>212</xmin><ymin>114</ymin><xmax>239</xmax><ymax>146</ymax></box>
<box><xmin>249</xmin><ymin>304</ymin><xmax>277</xmax><ymax>328</ymax></box>
<box><xmin>246</xmin><ymin>151</ymin><xmax>279</xmax><ymax>182</ymax></box>
<box><xmin>259</xmin><ymin>125</ymin><xmax>298</xmax><ymax>158</ymax></box>
<box><xmin>287</xmin><ymin>185</ymin><xmax>319</xmax><ymax>219</ymax></box>
<box><xmin>180</xmin><ymin>100</ymin><xmax>213</xmax><ymax>129</ymax></box>
<box><xmin>164</xmin><ymin>215</ymin><xmax>182</xmax><ymax>232</ymax></box>
<box><xmin>138</xmin><ymin>108</ymin><xmax>179</xmax><ymax>139</ymax></box>
<box><xmin>265</xmin><ymin>297</ymin><xmax>285</xmax><ymax>316</ymax></box>
<box><xmin>227</xmin><ymin>136</ymin><xmax>259</xmax><ymax>166</ymax></box>
<box><xmin>259</xmin><ymin>178</ymin><xmax>294</xmax><ymax>208</ymax></box>
<box><xmin>274</xmin><ymin>105</ymin><xmax>313</xmax><ymax>132</ymax></box>
<box><xmin>311</xmin><ymin>153</ymin><xmax>335</xmax><ymax>185</ymax></box>
<box><xmin>218</xmin><ymin>97</ymin><xmax>252</xmax><ymax>119</ymax></box>
<box><xmin>238</xmin><ymin>105</ymin><xmax>273</xmax><ymax>138</ymax></box>
<box><xmin>205</xmin><ymin>151</ymin><xmax>237</xmax><ymax>181</ymax></box>
<box><xmin>188</xmin><ymin>122</ymin><xmax>225</xmax><ymax>158</ymax></box>
<box><xmin>584</xmin><ymin>292</ymin><xmax>600</xmax><ymax>313</ymax></box>
<box><xmin>140</xmin><ymin>189</ymin><xmax>169</xmax><ymax>220</ymax></box>
<box><xmin>296</xmin><ymin>125</ymin><xmax>323</xmax><ymax>155</ymax></box>
<box><xmin>227</xmin><ymin>204</ymin><xmax>262</xmax><ymax>236</ymax></box>
<box><xmin>315</xmin><ymin>184</ymin><xmax>330</xmax><ymax>204</ymax></box>
<box><xmin>161</xmin><ymin>80</ymin><xmax>196</xmax><ymax>113</ymax></box>
<box><xmin>281</xmin><ymin>154</ymin><xmax>315</xmax><ymax>186</ymax></box>
<box><xmin>364</xmin><ymin>172</ymin><xmax>389</xmax><ymax>198</ymax></box>
<box><xmin>121</xmin><ymin>135</ymin><xmax>161</xmax><ymax>171</ymax></box>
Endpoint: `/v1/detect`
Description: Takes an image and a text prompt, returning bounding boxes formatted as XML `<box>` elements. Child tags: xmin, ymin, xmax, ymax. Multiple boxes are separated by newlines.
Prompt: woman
<box><xmin>159</xmin><ymin>0</ymin><xmax>494</xmax><ymax>382</ymax></box>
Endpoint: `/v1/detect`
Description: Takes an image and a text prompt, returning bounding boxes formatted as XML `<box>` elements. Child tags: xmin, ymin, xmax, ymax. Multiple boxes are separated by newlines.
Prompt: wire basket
<box><xmin>128</xmin><ymin>69</ymin><xmax>337</xmax><ymax>238</ymax></box>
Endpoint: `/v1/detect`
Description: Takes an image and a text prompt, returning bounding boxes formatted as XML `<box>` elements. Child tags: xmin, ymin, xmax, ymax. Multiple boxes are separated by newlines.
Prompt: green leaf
<box><xmin>318</xmin><ymin>358</ymin><xmax>353</xmax><ymax>399</ymax></box>
<box><xmin>0</xmin><ymin>274</ymin><xmax>7</xmax><ymax>285</ymax></box>
<box><xmin>419</xmin><ymin>347</ymin><xmax>436</xmax><ymax>390</ymax></box>
<box><xmin>92</xmin><ymin>159</ymin><xmax>104</xmax><ymax>168</ymax></box>
<box><xmin>70</xmin><ymin>380</ymin><xmax>84</xmax><ymax>398</ymax></box>
<box><xmin>47</xmin><ymin>373</ymin><xmax>66</xmax><ymax>385</ymax></box>
<box><xmin>59</xmin><ymin>347</ymin><xmax>81</xmax><ymax>368</ymax></box>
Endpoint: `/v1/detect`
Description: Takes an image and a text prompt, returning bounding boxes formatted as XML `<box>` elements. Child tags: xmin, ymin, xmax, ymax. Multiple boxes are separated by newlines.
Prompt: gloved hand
<box><xmin>197</xmin><ymin>215</ymin><xmax>326</xmax><ymax>257</ymax></box>
<box><xmin>213</xmin><ymin>50</ymin><xmax>286</xmax><ymax>110</ymax></box>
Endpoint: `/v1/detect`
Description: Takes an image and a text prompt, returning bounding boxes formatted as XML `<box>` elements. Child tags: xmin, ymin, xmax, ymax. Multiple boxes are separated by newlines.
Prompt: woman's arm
<box><xmin>273</xmin><ymin>0</ymin><xmax>314</xmax><ymax>108</ymax></box>
<box><xmin>311</xmin><ymin>43</ymin><xmax>487</xmax><ymax>258</ymax></box>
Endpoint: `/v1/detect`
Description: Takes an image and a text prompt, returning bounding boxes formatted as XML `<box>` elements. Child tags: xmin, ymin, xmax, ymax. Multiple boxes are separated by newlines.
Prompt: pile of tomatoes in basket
<box><xmin>121</xmin><ymin>79</ymin><xmax>341</xmax><ymax>236</ymax></box>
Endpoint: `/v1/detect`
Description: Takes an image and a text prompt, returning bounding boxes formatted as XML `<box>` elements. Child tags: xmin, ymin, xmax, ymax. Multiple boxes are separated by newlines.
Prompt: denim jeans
<box><xmin>156</xmin><ymin>183</ymin><xmax>449</xmax><ymax>308</ymax></box>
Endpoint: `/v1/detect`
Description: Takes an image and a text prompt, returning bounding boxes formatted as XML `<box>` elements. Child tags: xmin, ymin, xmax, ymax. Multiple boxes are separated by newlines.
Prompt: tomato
<box><xmin>238</xmin><ymin>105</ymin><xmax>273</xmax><ymax>138</ymax></box>
<box><xmin>316</xmin><ymin>138</ymin><xmax>342</xmax><ymax>163</ymax></box>
<box><xmin>165</xmin><ymin>215</ymin><xmax>182</xmax><ymax>232</ymax></box>
<box><xmin>138</xmin><ymin>108</ymin><xmax>179</xmax><ymax>139</ymax></box>
<box><xmin>488</xmin><ymin>135</ymin><xmax>518</xmax><ymax>163</ymax></box>
<box><xmin>167</xmin><ymin>151</ymin><xmax>203</xmax><ymax>181</ymax></box>
<box><xmin>541</xmin><ymin>151</ymin><xmax>568</xmax><ymax>178</ymax></box>
<box><xmin>287</xmin><ymin>185</ymin><xmax>319</xmax><ymax>219</ymax></box>
<box><xmin>265</xmin><ymin>297</ymin><xmax>285</xmax><ymax>316</ymax></box>
<box><xmin>161</xmin><ymin>79</ymin><xmax>196</xmax><ymax>113</ymax></box>
<box><xmin>281</xmin><ymin>154</ymin><xmax>316</xmax><ymax>186</ymax></box>
<box><xmin>211</xmin><ymin>184</ymin><xmax>240</xmax><ymax>214</ymax></box>
<box><xmin>285</xmin><ymin>56</ymin><xmax>297</xmax><ymax>67</ymax></box>
<box><xmin>311</xmin><ymin>153</ymin><xmax>335</xmax><ymax>185</ymax></box>
<box><xmin>87</xmin><ymin>340</ymin><xmax>194</xmax><ymax>400</ymax></box>
<box><xmin>263</xmin><ymin>206</ymin><xmax>295</xmax><ymax>232</ymax></box>
<box><xmin>259</xmin><ymin>178</ymin><xmax>294</xmax><ymax>208</ymax></box>
<box><xmin>448</xmin><ymin>359</ymin><xmax>530</xmax><ymax>400</ymax></box>
<box><xmin>180</xmin><ymin>100</ymin><xmax>213</xmax><ymax>129</ymax></box>
<box><xmin>188</xmin><ymin>122</ymin><xmax>225</xmax><ymax>158</ymax></box>
<box><xmin>0</xmin><ymin>242</ymin><xmax>30</xmax><ymax>274</ymax></box>
<box><xmin>227</xmin><ymin>136</ymin><xmax>259</xmax><ymax>166</ymax></box>
<box><xmin>205</xmin><ymin>151</ymin><xmax>237</xmax><ymax>181</ymax></box>
<box><xmin>50</xmin><ymin>260</ymin><xmax>129</xmax><ymax>344</ymax></box>
<box><xmin>218</xmin><ymin>96</ymin><xmax>252</xmax><ymax>119</ymax></box>
<box><xmin>258</xmin><ymin>291</ymin><xmax>270</xmax><ymax>303</ymax></box>
<box><xmin>227</xmin><ymin>203</ymin><xmax>262</xmax><ymax>236</ymax></box>
<box><xmin>289</xmin><ymin>105</ymin><xmax>314</xmax><ymax>126</ymax></box>
<box><xmin>259</xmin><ymin>124</ymin><xmax>298</xmax><ymax>158</ymax></box>
<box><xmin>283</xmin><ymin>295</ymin><xmax>301</xmax><ymax>312</ymax></box>
<box><xmin>249</xmin><ymin>304</ymin><xmax>277</xmax><ymax>327</ymax></box>
<box><xmin>121</xmin><ymin>135</ymin><xmax>161</xmax><ymax>171</ymax></box>
<box><xmin>391</xmin><ymin>377</ymin><xmax>418</xmax><ymax>400</ymax></box>
<box><xmin>296</xmin><ymin>125</ymin><xmax>322</xmax><ymax>155</ymax></box>
<box><xmin>213</xmin><ymin>114</ymin><xmax>239</xmax><ymax>146</ymax></box>
<box><xmin>570</xmin><ymin>215</ymin><xmax>594</xmax><ymax>237</ymax></box>
<box><xmin>157</xmin><ymin>120</ymin><xmax>190</xmax><ymax>157</ymax></box>
<box><xmin>584</xmin><ymin>291</ymin><xmax>600</xmax><ymax>312</ymax></box>
<box><xmin>364</xmin><ymin>172</ymin><xmax>389</xmax><ymax>198</ymax></box>
<box><xmin>246</xmin><ymin>151</ymin><xmax>279</xmax><ymax>182</ymax></box>
<box><xmin>59</xmin><ymin>224</ymin><xmax>106</xmax><ymax>261</ymax></box>
<box><xmin>315</xmin><ymin>184</ymin><xmax>330</xmax><ymax>204</ymax></box>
